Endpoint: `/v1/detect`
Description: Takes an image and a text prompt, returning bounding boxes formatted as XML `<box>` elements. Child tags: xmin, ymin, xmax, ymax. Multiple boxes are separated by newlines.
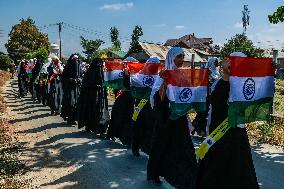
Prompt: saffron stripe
<box><xmin>165</xmin><ymin>69</ymin><xmax>209</xmax><ymax>87</ymax></box>
<box><xmin>228</xmin><ymin>56</ymin><xmax>274</xmax><ymax>77</ymax></box>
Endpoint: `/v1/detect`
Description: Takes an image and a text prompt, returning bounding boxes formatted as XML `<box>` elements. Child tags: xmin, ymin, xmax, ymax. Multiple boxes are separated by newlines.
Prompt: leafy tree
<box><xmin>5</xmin><ymin>17</ymin><xmax>49</xmax><ymax>61</ymax></box>
<box><xmin>128</xmin><ymin>25</ymin><xmax>143</xmax><ymax>53</ymax></box>
<box><xmin>268</xmin><ymin>6</ymin><xmax>284</xmax><ymax>24</ymax></box>
<box><xmin>220</xmin><ymin>34</ymin><xmax>264</xmax><ymax>59</ymax></box>
<box><xmin>80</xmin><ymin>36</ymin><xmax>104</xmax><ymax>63</ymax></box>
<box><xmin>110</xmin><ymin>27</ymin><xmax>121</xmax><ymax>50</ymax></box>
<box><xmin>26</xmin><ymin>47</ymin><xmax>49</xmax><ymax>61</ymax></box>
<box><xmin>0</xmin><ymin>53</ymin><xmax>14</xmax><ymax>71</ymax></box>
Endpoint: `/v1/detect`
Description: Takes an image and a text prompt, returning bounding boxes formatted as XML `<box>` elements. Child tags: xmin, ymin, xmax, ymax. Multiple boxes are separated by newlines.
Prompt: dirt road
<box><xmin>3</xmin><ymin>79</ymin><xmax>284</xmax><ymax>189</ymax></box>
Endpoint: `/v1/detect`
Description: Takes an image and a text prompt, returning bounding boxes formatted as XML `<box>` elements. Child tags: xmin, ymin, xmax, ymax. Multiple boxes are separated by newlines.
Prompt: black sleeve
<box><xmin>123</xmin><ymin>73</ymin><xmax>131</xmax><ymax>90</ymax></box>
<box><xmin>209</xmin><ymin>79</ymin><xmax>230</xmax><ymax>131</ymax></box>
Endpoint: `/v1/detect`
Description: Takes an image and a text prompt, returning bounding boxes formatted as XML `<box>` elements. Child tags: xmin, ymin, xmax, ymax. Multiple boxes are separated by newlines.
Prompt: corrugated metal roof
<box><xmin>110</xmin><ymin>50</ymin><xmax>127</xmax><ymax>58</ymax></box>
<box><xmin>139</xmin><ymin>42</ymin><xmax>206</xmax><ymax>63</ymax></box>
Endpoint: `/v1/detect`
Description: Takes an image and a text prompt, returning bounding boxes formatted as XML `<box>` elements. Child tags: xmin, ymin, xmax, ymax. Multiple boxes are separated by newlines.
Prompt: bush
<box><xmin>0</xmin><ymin>54</ymin><xmax>14</xmax><ymax>71</ymax></box>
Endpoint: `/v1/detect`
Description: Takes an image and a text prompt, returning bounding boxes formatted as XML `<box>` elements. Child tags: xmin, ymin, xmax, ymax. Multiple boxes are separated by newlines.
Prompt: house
<box><xmin>263</xmin><ymin>48</ymin><xmax>284</xmax><ymax>68</ymax></box>
<box><xmin>105</xmin><ymin>50</ymin><xmax>127</xmax><ymax>60</ymax></box>
<box><xmin>125</xmin><ymin>41</ymin><xmax>206</xmax><ymax>67</ymax></box>
<box><xmin>164</xmin><ymin>33</ymin><xmax>213</xmax><ymax>54</ymax></box>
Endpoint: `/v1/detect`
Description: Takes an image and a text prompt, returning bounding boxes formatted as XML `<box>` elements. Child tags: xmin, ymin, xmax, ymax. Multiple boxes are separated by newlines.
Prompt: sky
<box><xmin>0</xmin><ymin>0</ymin><xmax>284</xmax><ymax>56</ymax></box>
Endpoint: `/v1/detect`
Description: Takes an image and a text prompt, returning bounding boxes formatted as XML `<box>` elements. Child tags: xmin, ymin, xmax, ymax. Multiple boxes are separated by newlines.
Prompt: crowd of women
<box><xmin>16</xmin><ymin>47</ymin><xmax>259</xmax><ymax>189</ymax></box>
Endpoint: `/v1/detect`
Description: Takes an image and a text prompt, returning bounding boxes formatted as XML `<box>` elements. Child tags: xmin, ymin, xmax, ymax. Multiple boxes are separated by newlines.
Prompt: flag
<box><xmin>227</xmin><ymin>56</ymin><xmax>275</xmax><ymax>127</ymax></box>
<box><xmin>103</xmin><ymin>61</ymin><xmax>126</xmax><ymax>90</ymax></box>
<box><xmin>128</xmin><ymin>63</ymin><xmax>164</xmax><ymax>99</ymax></box>
<box><xmin>166</xmin><ymin>69</ymin><xmax>209</xmax><ymax>120</ymax></box>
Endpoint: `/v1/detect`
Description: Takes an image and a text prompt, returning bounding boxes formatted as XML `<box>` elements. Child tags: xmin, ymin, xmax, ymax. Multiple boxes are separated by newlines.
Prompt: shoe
<box><xmin>67</xmin><ymin>121</ymin><xmax>76</xmax><ymax>125</ymax></box>
<box><xmin>147</xmin><ymin>176</ymin><xmax>161</xmax><ymax>186</ymax></box>
<box><xmin>152</xmin><ymin>178</ymin><xmax>161</xmax><ymax>186</ymax></box>
<box><xmin>132</xmin><ymin>148</ymin><xmax>140</xmax><ymax>157</ymax></box>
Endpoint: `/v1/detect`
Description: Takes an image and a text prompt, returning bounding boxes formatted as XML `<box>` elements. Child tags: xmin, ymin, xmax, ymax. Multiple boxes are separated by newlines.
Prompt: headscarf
<box><xmin>123</xmin><ymin>57</ymin><xmax>138</xmax><ymax>62</ymax></box>
<box><xmin>150</xmin><ymin>47</ymin><xmax>184</xmax><ymax>108</ymax></box>
<box><xmin>146</xmin><ymin>56</ymin><xmax>160</xmax><ymax>64</ymax></box>
<box><xmin>206</xmin><ymin>57</ymin><xmax>220</xmax><ymax>80</ymax></box>
<box><xmin>229</xmin><ymin>52</ymin><xmax>247</xmax><ymax>57</ymax></box>
<box><xmin>62</xmin><ymin>53</ymin><xmax>80</xmax><ymax>78</ymax></box>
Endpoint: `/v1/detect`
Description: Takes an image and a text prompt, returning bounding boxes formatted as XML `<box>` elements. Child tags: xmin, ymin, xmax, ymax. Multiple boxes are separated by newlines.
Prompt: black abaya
<box><xmin>77</xmin><ymin>61</ymin><xmax>108</xmax><ymax>134</ymax></box>
<box><xmin>196</xmin><ymin>79</ymin><xmax>259</xmax><ymax>189</ymax></box>
<box><xmin>147</xmin><ymin>92</ymin><xmax>198</xmax><ymax>189</ymax></box>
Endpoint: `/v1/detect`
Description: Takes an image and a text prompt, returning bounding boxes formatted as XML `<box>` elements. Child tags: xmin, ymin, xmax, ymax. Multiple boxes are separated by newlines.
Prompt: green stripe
<box><xmin>104</xmin><ymin>79</ymin><xmax>128</xmax><ymax>90</ymax></box>
<box><xmin>130</xmin><ymin>87</ymin><xmax>151</xmax><ymax>99</ymax></box>
<box><xmin>169</xmin><ymin>102</ymin><xmax>207</xmax><ymax>120</ymax></box>
<box><xmin>228</xmin><ymin>97</ymin><xmax>273</xmax><ymax>127</ymax></box>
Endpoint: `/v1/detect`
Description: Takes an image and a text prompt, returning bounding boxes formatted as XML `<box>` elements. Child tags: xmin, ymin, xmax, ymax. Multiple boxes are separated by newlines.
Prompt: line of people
<box><xmin>16</xmin><ymin>48</ymin><xmax>259</xmax><ymax>189</ymax></box>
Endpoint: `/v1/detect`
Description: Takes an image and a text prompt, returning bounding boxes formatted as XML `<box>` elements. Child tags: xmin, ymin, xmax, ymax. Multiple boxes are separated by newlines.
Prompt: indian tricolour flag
<box><xmin>227</xmin><ymin>56</ymin><xmax>275</xmax><ymax>127</ymax></box>
<box><xmin>128</xmin><ymin>63</ymin><xmax>164</xmax><ymax>99</ymax></box>
<box><xmin>166</xmin><ymin>69</ymin><xmax>209</xmax><ymax>120</ymax></box>
<box><xmin>104</xmin><ymin>61</ymin><xmax>125</xmax><ymax>90</ymax></box>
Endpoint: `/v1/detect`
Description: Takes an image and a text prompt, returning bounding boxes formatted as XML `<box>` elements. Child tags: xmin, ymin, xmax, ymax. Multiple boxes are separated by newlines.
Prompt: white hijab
<box><xmin>150</xmin><ymin>47</ymin><xmax>184</xmax><ymax>108</ymax></box>
<box><xmin>206</xmin><ymin>57</ymin><xmax>220</xmax><ymax>80</ymax></box>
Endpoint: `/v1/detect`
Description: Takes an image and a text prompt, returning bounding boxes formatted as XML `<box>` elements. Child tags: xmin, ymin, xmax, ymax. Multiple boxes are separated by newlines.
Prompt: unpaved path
<box><xmin>3</xmin><ymin>79</ymin><xmax>284</xmax><ymax>189</ymax></box>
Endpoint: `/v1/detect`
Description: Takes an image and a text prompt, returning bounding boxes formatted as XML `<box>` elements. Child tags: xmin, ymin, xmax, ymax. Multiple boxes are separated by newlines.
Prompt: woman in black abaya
<box><xmin>196</xmin><ymin>52</ymin><xmax>259</xmax><ymax>189</ymax></box>
<box><xmin>105</xmin><ymin>57</ymin><xmax>137</xmax><ymax>146</ymax></box>
<box><xmin>147</xmin><ymin>47</ymin><xmax>197</xmax><ymax>188</ymax></box>
<box><xmin>77</xmin><ymin>58</ymin><xmax>109</xmax><ymax>135</ymax></box>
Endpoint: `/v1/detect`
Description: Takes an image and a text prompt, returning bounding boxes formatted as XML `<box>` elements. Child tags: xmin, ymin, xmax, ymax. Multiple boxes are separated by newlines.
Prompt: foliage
<box><xmin>26</xmin><ymin>47</ymin><xmax>49</xmax><ymax>61</ymax></box>
<box><xmin>80</xmin><ymin>36</ymin><xmax>104</xmax><ymax>63</ymax></box>
<box><xmin>247</xmin><ymin>80</ymin><xmax>284</xmax><ymax>147</ymax></box>
<box><xmin>274</xmin><ymin>79</ymin><xmax>284</xmax><ymax>117</ymax></box>
<box><xmin>5</xmin><ymin>17</ymin><xmax>49</xmax><ymax>62</ymax></box>
<box><xmin>110</xmin><ymin>27</ymin><xmax>121</xmax><ymax>50</ymax></box>
<box><xmin>128</xmin><ymin>25</ymin><xmax>143</xmax><ymax>53</ymax></box>
<box><xmin>268</xmin><ymin>6</ymin><xmax>284</xmax><ymax>24</ymax></box>
<box><xmin>0</xmin><ymin>53</ymin><xmax>14</xmax><ymax>71</ymax></box>
<box><xmin>220</xmin><ymin>34</ymin><xmax>264</xmax><ymax>59</ymax></box>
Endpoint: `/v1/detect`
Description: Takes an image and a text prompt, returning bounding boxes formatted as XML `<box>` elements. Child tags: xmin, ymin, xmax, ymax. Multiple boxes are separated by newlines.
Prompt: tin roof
<box><xmin>164</xmin><ymin>34</ymin><xmax>213</xmax><ymax>49</ymax></box>
<box><xmin>139</xmin><ymin>42</ymin><xmax>206</xmax><ymax>62</ymax></box>
<box><xmin>110</xmin><ymin>50</ymin><xmax>127</xmax><ymax>58</ymax></box>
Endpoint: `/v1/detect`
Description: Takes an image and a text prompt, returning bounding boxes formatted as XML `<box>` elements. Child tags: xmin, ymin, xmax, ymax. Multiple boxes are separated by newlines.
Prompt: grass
<box><xmin>246</xmin><ymin>79</ymin><xmax>284</xmax><ymax>148</ymax></box>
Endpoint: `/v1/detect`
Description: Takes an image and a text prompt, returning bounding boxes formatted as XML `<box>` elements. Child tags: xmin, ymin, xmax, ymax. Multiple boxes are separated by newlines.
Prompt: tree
<box><xmin>110</xmin><ymin>27</ymin><xmax>121</xmax><ymax>50</ymax></box>
<box><xmin>26</xmin><ymin>47</ymin><xmax>49</xmax><ymax>61</ymax></box>
<box><xmin>80</xmin><ymin>36</ymin><xmax>104</xmax><ymax>63</ymax></box>
<box><xmin>268</xmin><ymin>6</ymin><xmax>284</xmax><ymax>24</ymax></box>
<box><xmin>0</xmin><ymin>53</ymin><xmax>14</xmax><ymax>71</ymax></box>
<box><xmin>128</xmin><ymin>25</ymin><xmax>143</xmax><ymax>53</ymax></box>
<box><xmin>220</xmin><ymin>34</ymin><xmax>264</xmax><ymax>59</ymax></box>
<box><xmin>5</xmin><ymin>17</ymin><xmax>49</xmax><ymax>61</ymax></box>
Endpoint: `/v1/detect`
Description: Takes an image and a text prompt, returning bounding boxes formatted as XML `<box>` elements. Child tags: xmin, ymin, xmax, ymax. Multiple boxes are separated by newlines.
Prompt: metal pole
<box><xmin>58</xmin><ymin>22</ymin><xmax>62</xmax><ymax>61</ymax></box>
<box><xmin>191</xmin><ymin>53</ymin><xmax>195</xmax><ymax>68</ymax></box>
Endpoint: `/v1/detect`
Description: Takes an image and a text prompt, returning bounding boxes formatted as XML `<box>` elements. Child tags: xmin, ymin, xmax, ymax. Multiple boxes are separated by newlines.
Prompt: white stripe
<box><xmin>104</xmin><ymin>70</ymin><xmax>124</xmax><ymax>81</ymax></box>
<box><xmin>167</xmin><ymin>85</ymin><xmax>207</xmax><ymax>103</ymax></box>
<box><xmin>130</xmin><ymin>73</ymin><xmax>158</xmax><ymax>88</ymax></box>
<box><xmin>229</xmin><ymin>76</ymin><xmax>274</xmax><ymax>102</ymax></box>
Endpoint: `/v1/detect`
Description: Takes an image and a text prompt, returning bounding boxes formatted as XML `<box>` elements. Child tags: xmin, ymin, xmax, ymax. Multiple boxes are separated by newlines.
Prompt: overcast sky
<box><xmin>0</xmin><ymin>0</ymin><xmax>284</xmax><ymax>56</ymax></box>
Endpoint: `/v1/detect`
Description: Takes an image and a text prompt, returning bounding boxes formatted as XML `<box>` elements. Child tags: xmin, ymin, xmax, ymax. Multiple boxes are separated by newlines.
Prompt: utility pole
<box><xmin>242</xmin><ymin>5</ymin><xmax>250</xmax><ymax>35</ymax></box>
<box><xmin>56</xmin><ymin>22</ymin><xmax>63</xmax><ymax>60</ymax></box>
